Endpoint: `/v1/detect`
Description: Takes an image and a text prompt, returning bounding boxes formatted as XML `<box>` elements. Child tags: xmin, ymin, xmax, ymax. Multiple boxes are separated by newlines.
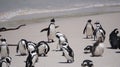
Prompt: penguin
<box><xmin>16</xmin><ymin>39</ymin><xmax>28</xmax><ymax>56</ymax></box>
<box><xmin>0</xmin><ymin>56</ymin><xmax>12</xmax><ymax>67</ymax></box>
<box><xmin>56</xmin><ymin>32</ymin><xmax>68</xmax><ymax>51</ymax></box>
<box><xmin>41</xmin><ymin>18</ymin><xmax>59</xmax><ymax>43</ymax></box>
<box><xmin>61</xmin><ymin>42</ymin><xmax>74</xmax><ymax>63</ymax></box>
<box><xmin>91</xmin><ymin>37</ymin><xmax>104</xmax><ymax>57</ymax></box>
<box><xmin>93</xmin><ymin>22</ymin><xmax>106</xmax><ymax>41</ymax></box>
<box><xmin>81</xmin><ymin>59</ymin><xmax>94</xmax><ymax>67</ymax></box>
<box><xmin>25</xmin><ymin>50</ymin><xmax>38</xmax><ymax>67</ymax></box>
<box><xmin>26</xmin><ymin>41</ymin><xmax>37</xmax><ymax>53</ymax></box>
<box><xmin>83</xmin><ymin>19</ymin><xmax>94</xmax><ymax>39</ymax></box>
<box><xmin>0</xmin><ymin>39</ymin><xmax>9</xmax><ymax>59</ymax></box>
<box><xmin>84</xmin><ymin>45</ymin><xmax>93</xmax><ymax>54</ymax></box>
<box><xmin>36</xmin><ymin>41</ymin><xmax>50</xmax><ymax>56</ymax></box>
<box><xmin>109</xmin><ymin>28</ymin><xmax>120</xmax><ymax>49</ymax></box>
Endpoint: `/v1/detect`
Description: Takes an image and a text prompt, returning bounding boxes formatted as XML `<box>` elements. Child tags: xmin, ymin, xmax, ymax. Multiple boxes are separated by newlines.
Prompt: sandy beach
<box><xmin>0</xmin><ymin>12</ymin><xmax>120</xmax><ymax>67</ymax></box>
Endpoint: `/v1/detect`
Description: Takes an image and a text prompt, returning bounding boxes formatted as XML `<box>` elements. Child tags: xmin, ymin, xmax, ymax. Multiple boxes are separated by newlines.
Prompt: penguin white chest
<box><xmin>62</xmin><ymin>48</ymin><xmax>72</xmax><ymax>60</ymax></box>
<box><xmin>1</xmin><ymin>46</ymin><xmax>8</xmax><ymax>57</ymax></box>
<box><xmin>19</xmin><ymin>43</ymin><xmax>26</xmax><ymax>54</ymax></box>
<box><xmin>28</xmin><ymin>45</ymin><xmax>35</xmax><ymax>52</ymax></box>
<box><xmin>94</xmin><ymin>43</ymin><xmax>104</xmax><ymax>56</ymax></box>
<box><xmin>38</xmin><ymin>45</ymin><xmax>46</xmax><ymax>54</ymax></box>
<box><xmin>86</xmin><ymin>24</ymin><xmax>93</xmax><ymax>36</ymax></box>
<box><xmin>49</xmin><ymin>25</ymin><xmax>56</xmax><ymax>39</ymax></box>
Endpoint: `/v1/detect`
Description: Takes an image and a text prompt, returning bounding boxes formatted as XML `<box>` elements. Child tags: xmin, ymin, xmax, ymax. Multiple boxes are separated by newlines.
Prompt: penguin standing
<box><xmin>36</xmin><ymin>41</ymin><xmax>50</xmax><ymax>56</ymax></box>
<box><xmin>0</xmin><ymin>56</ymin><xmax>12</xmax><ymax>67</ymax></box>
<box><xmin>25</xmin><ymin>50</ymin><xmax>38</xmax><ymax>67</ymax></box>
<box><xmin>0</xmin><ymin>39</ymin><xmax>9</xmax><ymax>59</ymax></box>
<box><xmin>91</xmin><ymin>37</ymin><xmax>104</xmax><ymax>56</ymax></box>
<box><xmin>81</xmin><ymin>59</ymin><xmax>94</xmax><ymax>67</ymax></box>
<box><xmin>61</xmin><ymin>42</ymin><xmax>74</xmax><ymax>63</ymax></box>
<box><xmin>41</xmin><ymin>18</ymin><xmax>59</xmax><ymax>43</ymax></box>
<box><xmin>109</xmin><ymin>28</ymin><xmax>120</xmax><ymax>49</ymax></box>
<box><xmin>83</xmin><ymin>19</ymin><xmax>94</xmax><ymax>39</ymax></box>
<box><xmin>56</xmin><ymin>32</ymin><xmax>68</xmax><ymax>51</ymax></box>
<box><xmin>93</xmin><ymin>22</ymin><xmax>106</xmax><ymax>41</ymax></box>
<box><xmin>16</xmin><ymin>39</ymin><xmax>28</xmax><ymax>55</ymax></box>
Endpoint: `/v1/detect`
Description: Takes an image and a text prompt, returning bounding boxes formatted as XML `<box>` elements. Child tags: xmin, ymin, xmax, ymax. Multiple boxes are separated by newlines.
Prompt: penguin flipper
<box><xmin>16</xmin><ymin>44</ymin><xmax>19</xmax><ymax>53</ymax></box>
<box><xmin>0</xmin><ymin>47</ymin><xmax>1</xmax><ymax>53</ymax></box>
<box><xmin>91</xmin><ymin>24</ymin><xmax>94</xmax><ymax>32</ymax></box>
<box><xmin>83</xmin><ymin>24</ymin><xmax>87</xmax><ymax>34</ymax></box>
<box><xmin>40</xmin><ymin>28</ymin><xmax>48</xmax><ymax>32</ymax></box>
<box><xmin>7</xmin><ymin>46</ymin><xmax>9</xmax><ymax>55</ymax></box>
<box><xmin>55</xmin><ymin>26</ymin><xmax>59</xmax><ymax>28</ymax></box>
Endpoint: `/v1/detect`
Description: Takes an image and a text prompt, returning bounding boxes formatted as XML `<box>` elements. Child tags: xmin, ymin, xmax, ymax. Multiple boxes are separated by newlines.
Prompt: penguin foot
<box><xmin>67</xmin><ymin>60</ymin><xmax>74</xmax><ymax>63</ymax></box>
<box><xmin>48</xmin><ymin>40</ymin><xmax>55</xmax><ymax>43</ymax></box>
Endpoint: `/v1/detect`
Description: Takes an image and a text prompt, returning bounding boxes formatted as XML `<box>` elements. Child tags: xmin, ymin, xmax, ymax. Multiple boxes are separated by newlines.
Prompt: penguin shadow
<box><xmin>115</xmin><ymin>51</ymin><xmax>120</xmax><ymax>53</ymax></box>
<box><xmin>59</xmin><ymin>61</ymin><xmax>72</xmax><ymax>64</ymax></box>
<box><xmin>84</xmin><ymin>52</ymin><xmax>91</xmax><ymax>54</ymax></box>
<box><xmin>52</xmin><ymin>49</ymin><xmax>62</xmax><ymax>52</ymax></box>
<box><xmin>106</xmin><ymin>47</ymin><xmax>116</xmax><ymax>49</ymax></box>
<box><xmin>38</xmin><ymin>55</ymin><xmax>48</xmax><ymax>57</ymax></box>
<box><xmin>90</xmin><ymin>55</ymin><xmax>103</xmax><ymax>57</ymax></box>
<box><xmin>83</xmin><ymin>37</ymin><xmax>93</xmax><ymax>39</ymax></box>
<box><xmin>15</xmin><ymin>54</ymin><xmax>27</xmax><ymax>56</ymax></box>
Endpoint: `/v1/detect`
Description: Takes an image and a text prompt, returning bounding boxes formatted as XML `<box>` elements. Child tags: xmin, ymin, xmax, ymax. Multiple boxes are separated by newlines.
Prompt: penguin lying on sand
<box><xmin>0</xmin><ymin>56</ymin><xmax>12</xmax><ymax>67</ymax></box>
<box><xmin>41</xmin><ymin>18</ymin><xmax>59</xmax><ymax>43</ymax></box>
<box><xmin>84</xmin><ymin>45</ymin><xmax>92</xmax><ymax>54</ymax></box>
<box><xmin>81</xmin><ymin>59</ymin><xmax>94</xmax><ymax>67</ymax></box>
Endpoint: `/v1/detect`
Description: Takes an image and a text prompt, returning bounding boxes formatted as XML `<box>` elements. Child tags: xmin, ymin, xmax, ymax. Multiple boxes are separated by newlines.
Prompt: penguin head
<box><xmin>81</xmin><ymin>60</ymin><xmax>93</xmax><ymax>67</ymax></box>
<box><xmin>5</xmin><ymin>56</ymin><xmax>12</xmax><ymax>64</ymax></box>
<box><xmin>88</xmin><ymin>19</ymin><xmax>92</xmax><ymax>23</ymax></box>
<box><xmin>50</xmin><ymin>18</ymin><xmax>55</xmax><ymax>23</ymax></box>
<box><xmin>0</xmin><ymin>38</ymin><xmax>6</xmax><ymax>42</ymax></box>
<box><xmin>84</xmin><ymin>45</ymin><xmax>93</xmax><ymax>53</ymax></box>
<box><xmin>56</xmin><ymin>32</ymin><xmax>64</xmax><ymax>38</ymax></box>
<box><xmin>62</xmin><ymin>42</ymin><xmax>69</xmax><ymax>48</ymax></box>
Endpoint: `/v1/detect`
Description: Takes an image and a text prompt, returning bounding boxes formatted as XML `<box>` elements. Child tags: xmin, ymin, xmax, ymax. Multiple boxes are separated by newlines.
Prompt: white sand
<box><xmin>0</xmin><ymin>12</ymin><xmax>120</xmax><ymax>67</ymax></box>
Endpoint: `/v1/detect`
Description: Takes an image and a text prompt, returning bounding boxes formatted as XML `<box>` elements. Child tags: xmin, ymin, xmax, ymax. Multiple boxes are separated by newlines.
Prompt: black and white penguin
<box><xmin>83</xmin><ymin>19</ymin><xmax>94</xmax><ymax>39</ymax></box>
<box><xmin>36</xmin><ymin>41</ymin><xmax>50</xmax><ymax>56</ymax></box>
<box><xmin>0</xmin><ymin>56</ymin><xmax>12</xmax><ymax>67</ymax></box>
<box><xmin>16</xmin><ymin>39</ymin><xmax>28</xmax><ymax>56</ymax></box>
<box><xmin>91</xmin><ymin>37</ymin><xmax>104</xmax><ymax>57</ymax></box>
<box><xmin>84</xmin><ymin>45</ymin><xmax>93</xmax><ymax>54</ymax></box>
<box><xmin>109</xmin><ymin>28</ymin><xmax>120</xmax><ymax>49</ymax></box>
<box><xmin>56</xmin><ymin>32</ymin><xmax>68</xmax><ymax>51</ymax></box>
<box><xmin>41</xmin><ymin>18</ymin><xmax>59</xmax><ymax>43</ymax></box>
<box><xmin>93</xmin><ymin>22</ymin><xmax>106</xmax><ymax>41</ymax></box>
<box><xmin>0</xmin><ymin>39</ymin><xmax>9</xmax><ymax>59</ymax></box>
<box><xmin>61</xmin><ymin>42</ymin><xmax>74</xmax><ymax>63</ymax></box>
<box><xmin>81</xmin><ymin>59</ymin><xmax>94</xmax><ymax>67</ymax></box>
<box><xmin>25</xmin><ymin>50</ymin><xmax>38</xmax><ymax>67</ymax></box>
<box><xmin>26</xmin><ymin>41</ymin><xmax>37</xmax><ymax>53</ymax></box>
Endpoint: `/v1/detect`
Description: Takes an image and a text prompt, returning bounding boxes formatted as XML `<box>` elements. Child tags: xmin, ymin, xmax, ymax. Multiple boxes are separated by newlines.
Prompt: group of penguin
<box><xmin>0</xmin><ymin>18</ymin><xmax>120</xmax><ymax>67</ymax></box>
<box><xmin>0</xmin><ymin>18</ymin><xmax>74</xmax><ymax>67</ymax></box>
<box><xmin>82</xmin><ymin>19</ymin><xmax>120</xmax><ymax>67</ymax></box>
